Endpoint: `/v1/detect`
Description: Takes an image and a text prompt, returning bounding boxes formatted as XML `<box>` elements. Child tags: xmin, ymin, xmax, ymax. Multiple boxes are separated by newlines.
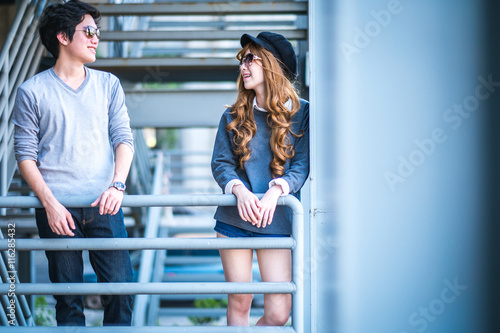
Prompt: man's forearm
<box><xmin>18</xmin><ymin>159</ymin><xmax>58</xmax><ymax>208</ymax></box>
<box><xmin>112</xmin><ymin>143</ymin><xmax>134</xmax><ymax>184</ymax></box>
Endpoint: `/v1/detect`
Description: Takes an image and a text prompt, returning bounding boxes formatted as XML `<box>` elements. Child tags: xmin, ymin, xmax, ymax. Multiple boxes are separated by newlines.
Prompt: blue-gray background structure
<box><xmin>309</xmin><ymin>0</ymin><xmax>496</xmax><ymax>332</ymax></box>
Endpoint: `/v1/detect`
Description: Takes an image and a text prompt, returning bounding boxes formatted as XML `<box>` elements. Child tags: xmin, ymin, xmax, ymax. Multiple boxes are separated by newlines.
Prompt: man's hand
<box><xmin>91</xmin><ymin>187</ymin><xmax>124</xmax><ymax>215</ymax></box>
<box><xmin>257</xmin><ymin>185</ymin><xmax>282</xmax><ymax>228</ymax></box>
<box><xmin>45</xmin><ymin>200</ymin><xmax>76</xmax><ymax>236</ymax></box>
<box><xmin>232</xmin><ymin>184</ymin><xmax>261</xmax><ymax>225</ymax></box>
<box><xmin>17</xmin><ymin>160</ymin><xmax>76</xmax><ymax>236</ymax></box>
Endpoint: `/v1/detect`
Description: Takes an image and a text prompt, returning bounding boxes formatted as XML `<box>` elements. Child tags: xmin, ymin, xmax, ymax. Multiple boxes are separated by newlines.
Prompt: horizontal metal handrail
<box><xmin>0</xmin><ymin>237</ymin><xmax>295</xmax><ymax>251</ymax></box>
<box><xmin>0</xmin><ymin>282</ymin><xmax>296</xmax><ymax>295</ymax></box>
<box><xmin>1</xmin><ymin>326</ymin><xmax>297</xmax><ymax>332</ymax></box>
<box><xmin>0</xmin><ymin>194</ymin><xmax>303</xmax><ymax>210</ymax></box>
<box><xmin>0</xmin><ymin>194</ymin><xmax>305</xmax><ymax>332</ymax></box>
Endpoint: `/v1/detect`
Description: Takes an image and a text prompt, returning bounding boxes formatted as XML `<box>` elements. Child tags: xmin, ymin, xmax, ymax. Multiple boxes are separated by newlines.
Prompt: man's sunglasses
<box><xmin>239</xmin><ymin>53</ymin><xmax>262</xmax><ymax>68</ymax></box>
<box><xmin>76</xmin><ymin>26</ymin><xmax>100</xmax><ymax>40</ymax></box>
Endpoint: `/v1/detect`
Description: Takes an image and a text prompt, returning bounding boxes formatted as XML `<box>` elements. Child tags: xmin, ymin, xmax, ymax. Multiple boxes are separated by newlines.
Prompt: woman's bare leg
<box><xmin>255</xmin><ymin>248</ymin><xmax>292</xmax><ymax>326</ymax></box>
<box><xmin>217</xmin><ymin>233</ymin><xmax>254</xmax><ymax>326</ymax></box>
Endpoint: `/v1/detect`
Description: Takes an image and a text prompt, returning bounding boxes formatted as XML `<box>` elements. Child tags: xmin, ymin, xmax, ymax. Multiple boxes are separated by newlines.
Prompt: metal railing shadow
<box><xmin>0</xmin><ymin>194</ymin><xmax>305</xmax><ymax>333</ymax></box>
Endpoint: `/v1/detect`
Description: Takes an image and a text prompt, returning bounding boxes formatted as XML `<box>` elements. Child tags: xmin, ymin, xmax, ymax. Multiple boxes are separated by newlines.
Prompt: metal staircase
<box><xmin>0</xmin><ymin>0</ymin><xmax>48</xmax><ymax>203</ymax></box>
<box><xmin>89</xmin><ymin>0</ymin><xmax>309</xmax><ymax>128</ymax></box>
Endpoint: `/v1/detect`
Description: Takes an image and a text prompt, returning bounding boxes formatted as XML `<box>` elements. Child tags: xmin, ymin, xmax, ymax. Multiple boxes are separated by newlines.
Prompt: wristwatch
<box><xmin>109</xmin><ymin>181</ymin><xmax>126</xmax><ymax>192</ymax></box>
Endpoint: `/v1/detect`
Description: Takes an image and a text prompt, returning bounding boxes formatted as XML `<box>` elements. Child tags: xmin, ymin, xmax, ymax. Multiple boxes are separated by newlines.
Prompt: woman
<box><xmin>211</xmin><ymin>31</ymin><xmax>309</xmax><ymax>326</ymax></box>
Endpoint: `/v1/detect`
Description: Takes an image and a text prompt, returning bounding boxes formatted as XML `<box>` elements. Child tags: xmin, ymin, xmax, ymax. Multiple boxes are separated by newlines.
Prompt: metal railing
<box><xmin>0</xmin><ymin>194</ymin><xmax>305</xmax><ymax>332</ymax></box>
<box><xmin>0</xmin><ymin>0</ymin><xmax>48</xmax><ymax>315</ymax></box>
<box><xmin>0</xmin><ymin>0</ymin><xmax>48</xmax><ymax>202</ymax></box>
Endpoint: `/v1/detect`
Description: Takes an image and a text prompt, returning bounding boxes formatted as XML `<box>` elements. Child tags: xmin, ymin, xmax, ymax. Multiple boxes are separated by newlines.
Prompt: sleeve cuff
<box><xmin>114</xmin><ymin>140</ymin><xmax>134</xmax><ymax>153</ymax></box>
<box><xmin>269</xmin><ymin>178</ymin><xmax>290</xmax><ymax>196</ymax></box>
<box><xmin>225</xmin><ymin>179</ymin><xmax>244</xmax><ymax>194</ymax></box>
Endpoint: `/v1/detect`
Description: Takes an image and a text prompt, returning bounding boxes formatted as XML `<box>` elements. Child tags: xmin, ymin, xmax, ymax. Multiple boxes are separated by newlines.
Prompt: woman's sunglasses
<box><xmin>76</xmin><ymin>26</ymin><xmax>101</xmax><ymax>40</ymax></box>
<box><xmin>239</xmin><ymin>53</ymin><xmax>262</xmax><ymax>68</ymax></box>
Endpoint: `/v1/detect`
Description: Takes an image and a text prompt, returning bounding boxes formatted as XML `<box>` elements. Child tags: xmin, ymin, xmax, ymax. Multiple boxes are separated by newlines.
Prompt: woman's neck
<box><xmin>255</xmin><ymin>91</ymin><xmax>267</xmax><ymax>110</ymax></box>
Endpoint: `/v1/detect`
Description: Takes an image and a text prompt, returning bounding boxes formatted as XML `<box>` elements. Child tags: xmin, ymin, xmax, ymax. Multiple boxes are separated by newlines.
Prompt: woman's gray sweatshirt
<box><xmin>211</xmin><ymin>99</ymin><xmax>309</xmax><ymax>235</ymax></box>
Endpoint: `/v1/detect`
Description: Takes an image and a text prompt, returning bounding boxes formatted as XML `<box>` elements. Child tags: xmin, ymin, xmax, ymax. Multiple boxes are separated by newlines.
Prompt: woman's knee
<box><xmin>263</xmin><ymin>308</ymin><xmax>290</xmax><ymax>326</ymax></box>
<box><xmin>264</xmin><ymin>295</ymin><xmax>291</xmax><ymax>325</ymax></box>
<box><xmin>228</xmin><ymin>294</ymin><xmax>253</xmax><ymax>312</ymax></box>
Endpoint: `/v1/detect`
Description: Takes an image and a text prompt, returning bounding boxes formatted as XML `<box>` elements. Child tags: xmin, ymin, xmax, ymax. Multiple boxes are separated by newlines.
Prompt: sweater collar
<box><xmin>253</xmin><ymin>97</ymin><xmax>292</xmax><ymax>112</ymax></box>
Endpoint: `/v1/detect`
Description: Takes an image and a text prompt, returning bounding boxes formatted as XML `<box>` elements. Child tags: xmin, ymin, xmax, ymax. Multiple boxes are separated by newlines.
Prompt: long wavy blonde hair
<box><xmin>226</xmin><ymin>42</ymin><xmax>301</xmax><ymax>177</ymax></box>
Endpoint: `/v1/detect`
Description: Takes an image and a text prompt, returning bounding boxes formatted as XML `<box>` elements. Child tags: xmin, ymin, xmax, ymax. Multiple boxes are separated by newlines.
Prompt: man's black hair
<box><xmin>38</xmin><ymin>0</ymin><xmax>100</xmax><ymax>59</ymax></box>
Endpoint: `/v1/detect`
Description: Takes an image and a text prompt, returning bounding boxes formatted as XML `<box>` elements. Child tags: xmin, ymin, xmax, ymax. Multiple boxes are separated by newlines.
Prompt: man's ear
<box><xmin>56</xmin><ymin>32</ymin><xmax>69</xmax><ymax>46</ymax></box>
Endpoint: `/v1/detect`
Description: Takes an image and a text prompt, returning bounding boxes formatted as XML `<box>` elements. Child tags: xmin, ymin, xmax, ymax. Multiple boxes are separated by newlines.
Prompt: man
<box><xmin>12</xmin><ymin>0</ymin><xmax>134</xmax><ymax>326</ymax></box>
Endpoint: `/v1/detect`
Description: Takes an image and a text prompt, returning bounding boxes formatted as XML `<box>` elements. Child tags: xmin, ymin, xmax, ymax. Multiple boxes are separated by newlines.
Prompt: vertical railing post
<box><xmin>288</xmin><ymin>196</ymin><xmax>305</xmax><ymax>333</ymax></box>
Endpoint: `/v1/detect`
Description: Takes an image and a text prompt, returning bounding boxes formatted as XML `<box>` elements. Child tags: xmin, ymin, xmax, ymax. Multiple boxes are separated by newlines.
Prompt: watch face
<box><xmin>112</xmin><ymin>182</ymin><xmax>126</xmax><ymax>191</ymax></box>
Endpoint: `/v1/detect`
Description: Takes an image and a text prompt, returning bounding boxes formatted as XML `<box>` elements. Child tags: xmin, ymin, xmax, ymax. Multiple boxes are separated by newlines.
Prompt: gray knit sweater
<box><xmin>12</xmin><ymin>67</ymin><xmax>134</xmax><ymax>197</ymax></box>
<box><xmin>211</xmin><ymin>99</ymin><xmax>309</xmax><ymax>235</ymax></box>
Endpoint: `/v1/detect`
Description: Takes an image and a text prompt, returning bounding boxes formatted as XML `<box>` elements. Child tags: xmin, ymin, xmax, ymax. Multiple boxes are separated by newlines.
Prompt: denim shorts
<box><xmin>214</xmin><ymin>221</ymin><xmax>289</xmax><ymax>238</ymax></box>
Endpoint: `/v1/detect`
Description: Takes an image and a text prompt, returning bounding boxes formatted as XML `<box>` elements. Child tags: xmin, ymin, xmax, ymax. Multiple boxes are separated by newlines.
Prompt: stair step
<box><xmin>147</xmin><ymin>19</ymin><xmax>297</xmax><ymax>29</ymax></box>
<box><xmin>93</xmin><ymin>57</ymin><xmax>236</xmax><ymax>67</ymax></box>
<box><xmin>141</xmin><ymin>47</ymin><xmax>240</xmax><ymax>57</ymax></box>
<box><xmin>100</xmin><ymin>29</ymin><xmax>307</xmax><ymax>42</ymax></box>
<box><xmin>88</xmin><ymin>58</ymin><xmax>239</xmax><ymax>83</ymax></box>
<box><xmin>91</xmin><ymin>1</ymin><xmax>307</xmax><ymax>16</ymax></box>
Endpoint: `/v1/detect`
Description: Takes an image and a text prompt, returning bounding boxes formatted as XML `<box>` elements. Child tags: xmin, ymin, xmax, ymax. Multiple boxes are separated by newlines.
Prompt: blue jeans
<box><xmin>35</xmin><ymin>207</ymin><xmax>133</xmax><ymax>326</ymax></box>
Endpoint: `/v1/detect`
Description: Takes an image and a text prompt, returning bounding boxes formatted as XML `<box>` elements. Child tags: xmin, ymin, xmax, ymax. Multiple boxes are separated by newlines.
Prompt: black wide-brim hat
<box><xmin>240</xmin><ymin>31</ymin><xmax>298</xmax><ymax>81</ymax></box>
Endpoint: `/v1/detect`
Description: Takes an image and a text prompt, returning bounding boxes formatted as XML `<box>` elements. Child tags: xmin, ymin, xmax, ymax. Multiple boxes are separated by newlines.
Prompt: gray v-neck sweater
<box><xmin>12</xmin><ymin>67</ymin><xmax>133</xmax><ymax>197</ymax></box>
